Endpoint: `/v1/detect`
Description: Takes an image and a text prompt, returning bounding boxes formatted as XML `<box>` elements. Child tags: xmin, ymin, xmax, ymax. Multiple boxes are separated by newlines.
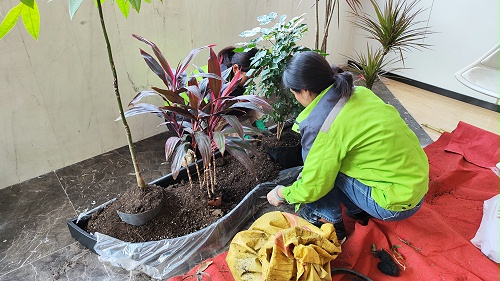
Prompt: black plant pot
<box><xmin>265</xmin><ymin>144</ymin><xmax>303</xmax><ymax>169</ymax></box>
<box><xmin>265</xmin><ymin>119</ymin><xmax>304</xmax><ymax>168</ymax></box>
<box><xmin>116</xmin><ymin>201</ymin><xmax>164</xmax><ymax>226</ymax></box>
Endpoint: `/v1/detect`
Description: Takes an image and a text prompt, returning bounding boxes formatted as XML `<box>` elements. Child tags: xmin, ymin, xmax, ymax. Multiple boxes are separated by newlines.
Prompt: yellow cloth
<box><xmin>226</xmin><ymin>211</ymin><xmax>342</xmax><ymax>281</ymax></box>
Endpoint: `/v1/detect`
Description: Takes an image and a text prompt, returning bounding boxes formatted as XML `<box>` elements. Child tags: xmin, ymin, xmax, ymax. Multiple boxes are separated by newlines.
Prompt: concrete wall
<box><xmin>349</xmin><ymin>0</ymin><xmax>499</xmax><ymax>103</ymax></box>
<box><xmin>4</xmin><ymin>0</ymin><xmax>496</xmax><ymax>189</ymax></box>
<box><xmin>0</xmin><ymin>0</ymin><xmax>355</xmax><ymax>189</ymax></box>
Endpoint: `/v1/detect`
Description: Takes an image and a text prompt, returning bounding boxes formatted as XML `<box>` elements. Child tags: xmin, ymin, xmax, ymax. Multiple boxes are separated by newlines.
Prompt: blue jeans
<box><xmin>304</xmin><ymin>173</ymin><xmax>423</xmax><ymax>224</ymax></box>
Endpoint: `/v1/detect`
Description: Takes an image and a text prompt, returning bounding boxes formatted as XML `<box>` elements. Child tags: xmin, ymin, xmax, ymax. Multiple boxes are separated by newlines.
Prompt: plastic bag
<box><xmin>92</xmin><ymin>167</ymin><xmax>300</xmax><ymax>279</ymax></box>
<box><xmin>470</xmin><ymin>194</ymin><xmax>499</xmax><ymax>263</ymax></box>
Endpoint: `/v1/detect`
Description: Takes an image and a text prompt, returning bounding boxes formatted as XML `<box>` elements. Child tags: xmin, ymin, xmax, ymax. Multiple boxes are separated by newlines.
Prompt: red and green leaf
<box><xmin>220</xmin><ymin>70</ymin><xmax>241</xmax><ymax>98</ymax></box>
<box><xmin>120</xmin><ymin>103</ymin><xmax>167</xmax><ymax>120</ymax></box>
<box><xmin>162</xmin><ymin>105</ymin><xmax>197</xmax><ymax>120</ymax></box>
<box><xmin>139</xmin><ymin>49</ymin><xmax>169</xmax><ymax>87</ymax></box>
<box><xmin>128</xmin><ymin>90</ymin><xmax>162</xmax><ymax>106</ymax></box>
<box><xmin>152</xmin><ymin>87</ymin><xmax>186</xmax><ymax>105</ymax></box>
<box><xmin>222</xmin><ymin>115</ymin><xmax>244</xmax><ymax>139</ymax></box>
<box><xmin>207</xmin><ymin>47</ymin><xmax>222</xmax><ymax>101</ymax></box>
<box><xmin>171</xmin><ymin>142</ymin><xmax>189</xmax><ymax>179</ymax></box>
<box><xmin>225</xmin><ymin>143</ymin><xmax>256</xmax><ymax>177</ymax></box>
<box><xmin>133</xmin><ymin>34</ymin><xmax>175</xmax><ymax>89</ymax></box>
<box><xmin>194</xmin><ymin>131</ymin><xmax>211</xmax><ymax>168</ymax></box>
<box><xmin>176</xmin><ymin>45</ymin><xmax>213</xmax><ymax>80</ymax></box>
<box><xmin>231</xmin><ymin>95</ymin><xmax>273</xmax><ymax>112</ymax></box>
<box><xmin>212</xmin><ymin>131</ymin><xmax>225</xmax><ymax>155</ymax></box>
<box><xmin>165</xmin><ymin>136</ymin><xmax>181</xmax><ymax>160</ymax></box>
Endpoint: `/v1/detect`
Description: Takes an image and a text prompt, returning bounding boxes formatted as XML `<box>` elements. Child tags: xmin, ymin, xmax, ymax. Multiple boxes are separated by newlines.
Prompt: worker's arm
<box><xmin>282</xmin><ymin>133</ymin><xmax>347</xmax><ymax>204</ymax></box>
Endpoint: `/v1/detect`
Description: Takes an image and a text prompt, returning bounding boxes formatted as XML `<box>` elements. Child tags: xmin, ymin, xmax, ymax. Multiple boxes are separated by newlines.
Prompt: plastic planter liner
<box><xmin>67</xmin><ymin>163</ymin><xmax>301</xmax><ymax>279</ymax></box>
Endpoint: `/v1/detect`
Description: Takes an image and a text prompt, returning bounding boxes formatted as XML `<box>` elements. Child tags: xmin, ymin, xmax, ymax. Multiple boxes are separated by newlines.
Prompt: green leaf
<box><xmin>116</xmin><ymin>0</ymin><xmax>130</xmax><ymax>18</ymax></box>
<box><xmin>20</xmin><ymin>0</ymin><xmax>35</xmax><ymax>8</ymax></box>
<box><xmin>129</xmin><ymin>0</ymin><xmax>141</xmax><ymax>13</ymax></box>
<box><xmin>0</xmin><ymin>3</ymin><xmax>23</xmax><ymax>40</ymax></box>
<box><xmin>21</xmin><ymin>0</ymin><xmax>40</xmax><ymax>40</ymax></box>
<box><xmin>69</xmin><ymin>0</ymin><xmax>84</xmax><ymax>19</ymax></box>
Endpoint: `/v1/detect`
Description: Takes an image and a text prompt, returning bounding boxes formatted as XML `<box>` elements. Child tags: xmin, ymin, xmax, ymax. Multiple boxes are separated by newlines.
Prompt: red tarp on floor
<box><xmin>168</xmin><ymin>122</ymin><xmax>499</xmax><ymax>281</ymax></box>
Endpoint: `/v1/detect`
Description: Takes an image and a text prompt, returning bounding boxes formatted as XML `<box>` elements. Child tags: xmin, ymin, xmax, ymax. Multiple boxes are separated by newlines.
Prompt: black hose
<box><xmin>331</xmin><ymin>267</ymin><xmax>373</xmax><ymax>281</ymax></box>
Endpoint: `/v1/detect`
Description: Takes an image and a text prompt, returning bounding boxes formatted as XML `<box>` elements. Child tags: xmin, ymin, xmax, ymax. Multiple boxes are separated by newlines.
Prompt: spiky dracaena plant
<box><xmin>351</xmin><ymin>44</ymin><xmax>401</xmax><ymax>89</ymax></box>
<box><xmin>349</xmin><ymin>0</ymin><xmax>433</xmax><ymax>89</ymax></box>
<box><xmin>123</xmin><ymin>35</ymin><xmax>272</xmax><ymax>198</ymax></box>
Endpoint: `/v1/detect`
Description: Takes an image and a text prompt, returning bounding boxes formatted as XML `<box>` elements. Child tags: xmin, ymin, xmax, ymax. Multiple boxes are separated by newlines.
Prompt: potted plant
<box><xmin>347</xmin><ymin>0</ymin><xmax>433</xmax><ymax>89</ymax></box>
<box><xmin>124</xmin><ymin>34</ymin><xmax>273</xmax><ymax>201</ymax></box>
<box><xmin>66</xmin><ymin>35</ymin><xmax>286</xmax><ymax>279</ymax></box>
<box><xmin>2</xmin><ymin>1</ymin><xmax>280</xmax><ymax>279</ymax></box>
<box><xmin>236</xmin><ymin>12</ymin><xmax>311</xmax><ymax>168</ymax></box>
<box><xmin>238</xmin><ymin>12</ymin><xmax>309</xmax><ymax>140</ymax></box>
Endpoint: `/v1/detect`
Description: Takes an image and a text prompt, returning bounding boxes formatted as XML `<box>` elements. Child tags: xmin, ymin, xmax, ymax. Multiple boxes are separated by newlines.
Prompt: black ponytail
<box><xmin>283</xmin><ymin>51</ymin><xmax>354</xmax><ymax>100</ymax></box>
<box><xmin>217</xmin><ymin>46</ymin><xmax>258</xmax><ymax>72</ymax></box>
<box><xmin>334</xmin><ymin>71</ymin><xmax>354</xmax><ymax>100</ymax></box>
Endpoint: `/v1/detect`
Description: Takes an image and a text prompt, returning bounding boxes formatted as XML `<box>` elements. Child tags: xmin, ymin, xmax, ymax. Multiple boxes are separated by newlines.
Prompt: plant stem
<box><xmin>276</xmin><ymin>121</ymin><xmax>283</xmax><ymax>141</ymax></box>
<box><xmin>212</xmin><ymin>153</ymin><xmax>217</xmax><ymax>187</ymax></box>
<box><xmin>208</xmin><ymin>162</ymin><xmax>215</xmax><ymax>195</ymax></box>
<box><xmin>194</xmin><ymin>155</ymin><xmax>203</xmax><ymax>189</ymax></box>
<box><xmin>184</xmin><ymin>156</ymin><xmax>194</xmax><ymax>189</ymax></box>
<box><xmin>96</xmin><ymin>0</ymin><xmax>146</xmax><ymax>188</ymax></box>
<box><xmin>321</xmin><ymin>0</ymin><xmax>336</xmax><ymax>52</ymax></box>
<box><xmin>204</xmin><ymin>170</ymin><xmax>210</xmax><ymax>197</ymax></box>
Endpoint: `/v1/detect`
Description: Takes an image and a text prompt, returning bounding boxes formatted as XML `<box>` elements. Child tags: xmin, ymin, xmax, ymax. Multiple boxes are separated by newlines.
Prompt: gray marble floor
<box><xmin>0</xmin><ymin>81</ymin><xmax>432</xmax><ymax>281</ymax></box>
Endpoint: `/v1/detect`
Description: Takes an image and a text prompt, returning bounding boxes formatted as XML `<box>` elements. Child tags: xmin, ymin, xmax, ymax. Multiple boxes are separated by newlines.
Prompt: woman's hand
<box><xmin>267</xmin><ymin>185</ymin><xmax>286</xmax><ymax>206</ymax></box>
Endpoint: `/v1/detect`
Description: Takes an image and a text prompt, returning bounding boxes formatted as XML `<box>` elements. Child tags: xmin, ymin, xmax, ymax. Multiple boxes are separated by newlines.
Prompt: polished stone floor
<box><xmin>0</xmin><ymin>81</ymin><xmax>432</xmax><ymax>280</ymax></box>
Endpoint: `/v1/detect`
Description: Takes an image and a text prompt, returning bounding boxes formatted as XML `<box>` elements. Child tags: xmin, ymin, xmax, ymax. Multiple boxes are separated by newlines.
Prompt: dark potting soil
<box><xmin>261</xmin><ymin>127</ymin><xmax>301</xmax><ymax>148</ymax></box>
<box><xmin>85</xmin><ymin>143</ymin><xmax>284</xmax><ymax>242</ymax></box>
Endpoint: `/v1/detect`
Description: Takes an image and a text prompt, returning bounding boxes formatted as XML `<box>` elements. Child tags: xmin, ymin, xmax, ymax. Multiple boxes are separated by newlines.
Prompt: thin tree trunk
<box><xmin>315</xmin><ymin>0</ymin><xmax>320</xmax><ymax>50</ymax></box>
<box><xmin>96</xmin><ymin>0</ymin><xmax>145</xmax><ymax>188</ymax></box>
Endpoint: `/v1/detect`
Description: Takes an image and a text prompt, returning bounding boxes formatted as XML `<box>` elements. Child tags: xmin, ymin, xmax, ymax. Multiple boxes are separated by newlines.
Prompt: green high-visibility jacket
<box><xmin>282</xmin><ymin>86</ymin><xmax>429</xmax><ymax>211</ymax></box>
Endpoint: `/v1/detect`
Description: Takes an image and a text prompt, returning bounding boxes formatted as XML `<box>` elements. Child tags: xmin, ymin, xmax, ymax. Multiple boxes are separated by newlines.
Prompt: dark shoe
<box><xmin>333</xmin><ymin>221</ymin><xmax>346</xmax><ymax>241</ymax></box>
<box><xmin>298</xmin><ymin>207</ymin><xmax>346</xmax><ymax>241</ymax></box>
<box><xmin>347</xmin><ymin>210</ymin><xmax>373</xmax><ymax>226</ymax></box>
<box><xmin>297</xmin><ymin>207</ymin><xmax>323</xmax><ymax>227</ymax></box>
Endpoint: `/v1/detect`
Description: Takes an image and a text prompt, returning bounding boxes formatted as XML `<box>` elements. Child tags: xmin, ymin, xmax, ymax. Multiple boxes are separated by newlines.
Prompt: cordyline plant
<box><xmin>237</xmin><ymin>12</ymin><xmax>310</xmax><ymax>140</ymax></box>
<box><xmin>348</xmin><ymin>0</ymin><xmax>433</xmax><ymax>89</ymax></box>
<box><xmin>122</xmin><ymin>35</ymin><xmax>272</xmax><ymax>198</ymax></box>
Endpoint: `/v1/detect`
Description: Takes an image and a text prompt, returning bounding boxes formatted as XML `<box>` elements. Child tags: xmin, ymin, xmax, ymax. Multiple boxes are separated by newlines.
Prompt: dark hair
<box><xmin>282</xmin><ymin>51</ymin><xmax>354</xmax><ymax>100</ymax></box>
<box><xmin>217</xmin><ymin>46</ymin><xmax>258</xmax><ymax>73</ymax></box>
